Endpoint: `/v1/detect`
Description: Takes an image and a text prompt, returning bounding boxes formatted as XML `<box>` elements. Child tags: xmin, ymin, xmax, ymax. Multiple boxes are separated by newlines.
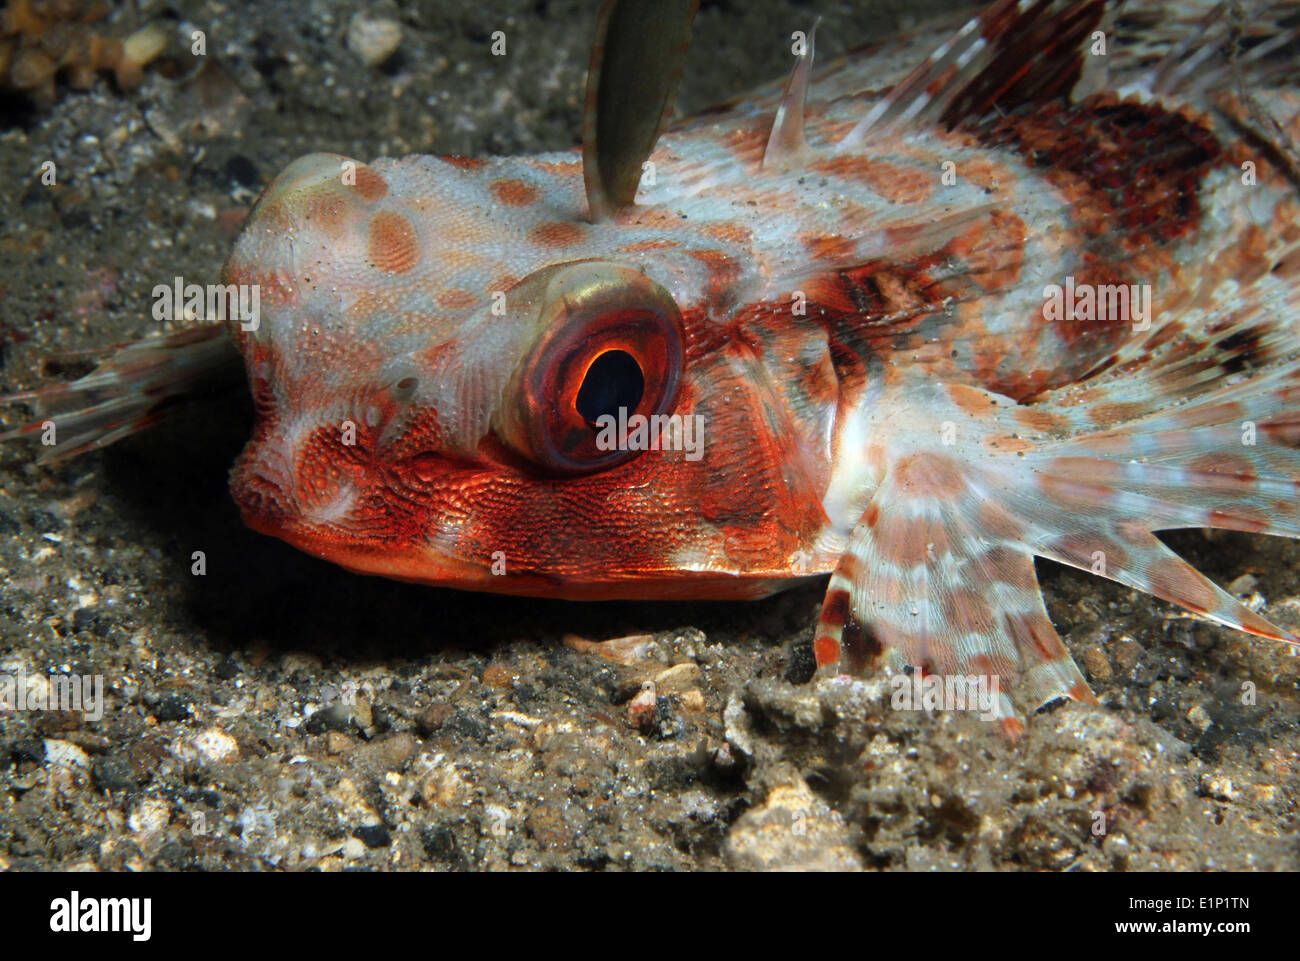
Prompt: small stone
<box><xmin>563</xmin><ymin>632</ymin><xmax>660</xmax><ymax>666</ymax></box>
<box><xmin>1186</xmin><ymin>703</ymin><xmax>1213</xmax><ymax>733</ymax></box>
<box><xmin>1200</xmin><ymin>773</ymin><xmax>1238</xmax><ymax>801</ymax></box>
<box><xmin>679</xmin><ymin>690</ymin><xmax>707</xmax><ymax>713</ymax></box>
<box><xmin>416</xmin><ymin>700</ymin><xmax>454</xmax><ymax>735</ymax></box>
<box><xmin>652</xmin><ymin>663</ymin><xmax>701</xmax><ymax>692</ymax></box>
<box><xmin>280</xmin><ymin>651</ymin><xmax>323</xmax><ymax>675</ymax></box>
<box><xmin>153</xmin><ymin>696</ymin><xmax>191</xmax><ymax>722</ymax></box>
<box><xmin>128</xmin><ymin>798</ymin><xmax>171</xmax><ymax>838</ymax></box>
<box><xmin>224</xmin><ymin>154</ymin><xmax>259</xmax><ymax>190</ymax></box>
<box><xmin>305</xmin><ymin>698</ymin><xmax>372</xmax><ymax>735</ymax></box>
<box><xmin>92</xmin><ymin>756</ymin><xmax>136</xmax><ymax>794</ymax></box>
<box><xmin>725</xmin><ymin>780</ymin><xmax>862</xmax><ymax>871</ymax></box>
<box><xmin>627</xmin><ymin>684</ymin><xmax>658</xmax><ymax>733</ymax></box>
<box><xmin>71</xmin><ymin>606</ymin><xmax>100</xmax><ymax>635</ymax></box>
<box><xmin>9</xmin><ymin>738</ymin><xmax>46</xmax><ymax>765</ymax></box>
<box><xmin>213</xmin><ymin>656</ymin><xmax>242</xmax><ymax>680</ymax></box>
<box><xmin>1227</xmin><ymin>573</ymin><xmax>1258</xmax><ymax>595</ymax></box>
<box><xmin>525</xmin><ymin>805</ymin><xmax>570</xmax><ymax>849</ymax></box>
<box><xmin>353</xmin><ymin>824</ymin><xmax>392</xmax><ymax>849</ymax></box>
<box><xmin>1110</xmin><ymin>636</ymin><xmax>1143</xmax><ymax>671</ymax></box>
<box><xmin>356</xmin><ymin>732</ymin><xmax>417</xmax><ymax>771</ymax></box>
<box><xmin>28</xmin><ymin>509</ymin><xmax>61</xmax><ymax>533</ymax></box>
<box><xmin>1080</xmin><ymin>646</ymin><xmax>1112</xmax><ymax>682</ymax></box>
<box><xmin>325</xmin><ymin>732</ymin><xmax>353</xmax><ymax>755</ymax></box>
<box><xmin>189</xmin><ymin>727</ymin><xmax>239</xmax><ymax>763</ymax></box>
<box><xmin>481</xmin><ymin>663</ymin><xmax>518</xmax><ymax>689</ymax></box>
<box><xmin>723</xmin><ymin>693</ymin><xmax>754</xmax><ymax>758</ymax></box>
<box><xmin>43</xmin><ymin>738</ymin><xmax>91</xmax><ymax>771</ymax></box>
<box><xmin>347</xmin><ymin>12</ymin><xmax>403</xmax><ymax>68</ymax></box>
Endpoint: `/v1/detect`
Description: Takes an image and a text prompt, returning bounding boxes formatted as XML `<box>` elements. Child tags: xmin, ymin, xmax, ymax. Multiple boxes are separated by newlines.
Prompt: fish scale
<box><xmin>3</xmin><ymin>0</ymin><xmax>1299</xmax><ymax>736</ymax></box>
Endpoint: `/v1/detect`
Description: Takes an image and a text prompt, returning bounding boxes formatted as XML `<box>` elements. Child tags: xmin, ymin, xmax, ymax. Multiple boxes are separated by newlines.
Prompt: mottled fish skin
<box><xmin>5</xmin><ymin>0</ymin><xmax>1300</xmax><ymax>732</ymax></box>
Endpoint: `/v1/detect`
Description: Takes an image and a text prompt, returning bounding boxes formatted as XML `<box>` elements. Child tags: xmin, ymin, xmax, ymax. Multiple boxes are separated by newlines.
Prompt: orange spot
<box><xmin>442</xmin><ymin>156</ymin><xmax>487</xmax><ymax>170</ymax></box>
<box><xmin>1189</xmin><ymin>452</ymin><xmax>1255</xmax><ymax>478</ymax></box>
<box><xmin>813</xmin><ymin>635</ymin><xmax>840</xmax><ymax>667</ymax></box>
<box><xmin>977</xmin><ymin>502</ymin><xmax>1024</xmax><ymax>541</ymax></box>
<box><xmin>302</xmin><ymin>191</ymin><xmax>349</xmax><ymax>237</ymax></box>
<box><xmin>1005</xmin><ymin>611</ymin><xmax>1065</xmax><ymax>662</ymax></box>
<box><xmin>490</xmin><ymin>273</ymin><xmax>520</xmax><ymax>294</ymax></box>
<box><xmin>1052</xmin><ymin>533</ymin><xmax>1127</xmax><ymax>571</ymax></box>
<box><xmin>1147</xmin><ymin>556</ymin><xmax>1217</xmax><ymax>614</ymax></box>
<box><xmin>702</xmin><ymin>221</ymin><xmax>752</xmax><ymax>246</ymax></box>
<box><xmin>984</xmin><ymin>546</ymin><xmax>1036</xmax><ymax>590</ymax></box>
<box><xmin>1207</xmin><ymin>509</ymin><xmax>1269</xmax><ymax>534</ymax></box>
<box><xmin>801</xmin><ymin>232</ymin><xmax>857</xmax><ymax>264</ymax></box>
<box><xmin>836</xmin><ymin>552</ymin><xmax>862</xmax><ymax>583</ymax></box>
<box><xmin>529</xmin><ymin>221</ymin><xmax>586</xmax><ymax>248</ymax></box>
<box><xmin>352</xmin><ymin>166</ymin><xmax>388</xmax><ymax>202</ymax></box>
<box><xmin>1013</xmin><ymin>407</ymin><xmax>1068</xmax><ymax>435</ymax></box>
<box><xmin>368</xmin><ymin>211</ymin><xmax>419</xmax><ymax>274</ymax></box>
<box><xmin>812</xmin><ymin>156</ymin><xmax>933</xmax><ymax>205</ymax></box>
<box><xmin>437</xmin><ymin>288</ymin><xmax>478</xmax><ymax>310</ymax></box>
<box><xmin>873</xmin><ymin>512</ymin><xmax>929</xmax><ymax>567</ymax></box>
<box><xmin>490</xmin><ymin>178</ymin><xmax>540</xmax><ymax>207</ymax></box>
<box><xmin>1087</xmin><ymin>401</ymin><xmax>1146</xmax><ymax>428</ymax></box>
<box><xmin>891</xmin><ymin>451</ymin><xmax>966</xmax><ymax>499</ymax></box>
<box><xmin>1262</xmin><ymin>416</ymin><xmax>1300</xmax><ymax>449</ymax></box>
<box><xmin>1068</xmin><ymin>682</ymin><xmax>1098</xmax><ymax>704</ymax></box>
<box><xmin>942</xmin><ymin>588</ymin><xmax>995</xmax><ymax>635</ymax></box>
<box><xmin>949</xmin><ymin>209</ymin><xmax>1025</xmax><ymax>290</ymax></box>
<box><xmin>1170</xmin><ymin>401</ymin><xmax>1244</xmax><ymax>429</ymax></box>
<box><xmin>947</xmin><ymin>383</ymin><xmax>996</xmax><ymax>417</ymax></box>
<box><xmin>618</xmin><ymin>238</ymin><xmax>679</xmax><ymax>253</ymax></box>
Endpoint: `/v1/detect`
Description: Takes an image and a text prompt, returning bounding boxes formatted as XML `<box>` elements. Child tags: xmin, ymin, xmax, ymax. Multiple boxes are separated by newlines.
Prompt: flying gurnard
<box><xmin>4</xmin><ymin>0</ymin><xmax>1300</xmax><ymax>735</ymax></box>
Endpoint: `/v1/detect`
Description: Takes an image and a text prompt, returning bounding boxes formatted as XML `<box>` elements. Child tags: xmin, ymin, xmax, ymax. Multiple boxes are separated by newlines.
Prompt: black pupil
<box><xmin>575</xmin><ymin>350</ymin><xmax>645</xmax><ymax>424</ymax></box>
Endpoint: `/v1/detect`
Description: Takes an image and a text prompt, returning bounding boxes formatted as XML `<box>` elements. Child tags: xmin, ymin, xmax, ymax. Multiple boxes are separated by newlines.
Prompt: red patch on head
<box><xmin>368</xmin><ymin>211</ymin><xmax>419</xmax><ymax>273</ymax></box>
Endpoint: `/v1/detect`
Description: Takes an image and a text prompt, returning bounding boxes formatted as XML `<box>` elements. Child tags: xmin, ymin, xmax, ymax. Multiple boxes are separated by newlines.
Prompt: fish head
<box><xmin>219</xmin><ymin>151</ymin><xmax>831</xmax><ymax>598</ymax></box>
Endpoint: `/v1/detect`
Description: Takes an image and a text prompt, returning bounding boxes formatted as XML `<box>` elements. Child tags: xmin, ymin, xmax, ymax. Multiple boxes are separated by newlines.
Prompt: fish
<box><xmin>3</xmin><ymin>0</ymin><xmax>1299</xmax><ymax>736</ymax></box>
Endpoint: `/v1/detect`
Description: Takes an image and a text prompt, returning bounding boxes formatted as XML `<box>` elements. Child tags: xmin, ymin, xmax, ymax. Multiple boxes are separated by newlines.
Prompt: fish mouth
<box><xmin>237</xmin><ymin>500</ymin><xmax>796</xmax><ymax>600</ymax></box>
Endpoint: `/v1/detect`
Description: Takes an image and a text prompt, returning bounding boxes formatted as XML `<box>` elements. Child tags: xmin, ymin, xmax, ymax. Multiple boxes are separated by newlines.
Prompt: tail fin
<box><xmin>1</xmin><ymin>324</ymin><xmax>242</xmax><ymax>462</ymax></box>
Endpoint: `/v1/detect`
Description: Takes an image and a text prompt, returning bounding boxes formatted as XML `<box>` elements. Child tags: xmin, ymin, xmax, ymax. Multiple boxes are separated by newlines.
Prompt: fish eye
<box><xmin>576</xmin><ymin>349</ymin><xmax>645</xmax><ymax>424</ymax></box>
<box><xmin>495</xmin><ymin>262</ymin><xmax>683</xmax><ymax>473</ymax></box>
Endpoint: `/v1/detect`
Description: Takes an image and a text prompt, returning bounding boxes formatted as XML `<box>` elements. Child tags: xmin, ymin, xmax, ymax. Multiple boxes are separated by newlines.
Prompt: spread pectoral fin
<box><xmin>812</xmin><ymin>448</ymin><xmax>1093</xmax><ymax>737</ymax></box>
<box><xmin>813</xmin><ymin>369</ymin><xmax>1300</xmax><ymax>735</ymax></box>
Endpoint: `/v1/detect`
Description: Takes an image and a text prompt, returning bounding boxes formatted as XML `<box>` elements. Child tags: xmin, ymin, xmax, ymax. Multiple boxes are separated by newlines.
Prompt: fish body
<box><xmin>6</xmin><ymin>0</ymin><xmax>1300</xmax><ymax>730</ymax></box>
